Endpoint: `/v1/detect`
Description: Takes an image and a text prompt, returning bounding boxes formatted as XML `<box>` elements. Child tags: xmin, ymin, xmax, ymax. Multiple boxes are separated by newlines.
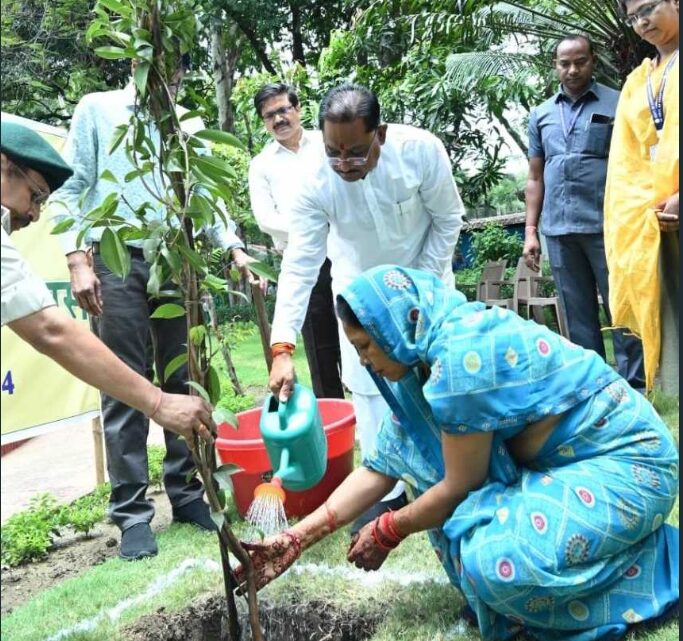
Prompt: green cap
<box><xmin>0</xmin><ymin>121</ymin><xmax>73</xmax><ymax>193</ymax></box>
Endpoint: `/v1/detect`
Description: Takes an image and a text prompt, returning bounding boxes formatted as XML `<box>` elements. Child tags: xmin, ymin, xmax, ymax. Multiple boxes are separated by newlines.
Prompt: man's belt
<box><xmin>91</xmin><ymin>241</ymin><xmax>145</xmax><ymax>259</ymax></box>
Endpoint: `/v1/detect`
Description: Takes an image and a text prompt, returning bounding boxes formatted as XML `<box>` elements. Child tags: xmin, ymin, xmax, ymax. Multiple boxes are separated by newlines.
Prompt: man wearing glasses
<box><xmin>267</xmin><ymin>83</ymin><xmax>464</xmax><ymax>533</ymax></box>
<box><xmin>249</xmin><ymin>83</ymin><xmax>344</xmax><ymax>401</ymax></box>
<box><xmin>0</xmin><ymin>122</ymin><xmax>215</xmax><ymax>463</ymax></box>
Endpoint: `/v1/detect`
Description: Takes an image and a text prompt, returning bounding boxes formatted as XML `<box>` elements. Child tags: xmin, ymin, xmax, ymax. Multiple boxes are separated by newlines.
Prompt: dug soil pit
<box><xmin>124</xmin><ymin>593</ymin><xmax>383</xmax><ymax>641</ymax></box>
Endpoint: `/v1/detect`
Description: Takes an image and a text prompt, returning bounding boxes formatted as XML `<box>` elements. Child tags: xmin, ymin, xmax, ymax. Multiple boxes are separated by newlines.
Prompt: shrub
<box><xmin>468</xmin><ymin>222</ymin><xmax>522</xmax><ymax>268</ymax></box>
<box><xmin>1</xmin><ymin>485</ymin><xmax>112</xmax><ymax>566</ymax></box>
<box><xmin>147</xmin><ymin>444</ymin><xmax>166</xmax><ymax>491</ymax></box>
<box><xmin>1</xmin><ymin>494</ymin><xmax>62</xmax><ymax>566</ymax></box>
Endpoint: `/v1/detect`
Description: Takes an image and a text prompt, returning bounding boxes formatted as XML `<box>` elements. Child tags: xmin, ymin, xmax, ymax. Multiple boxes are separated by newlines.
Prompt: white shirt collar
<box><xmin>1</xmin><ymin>206</ymin><xmax>11</xmax><ymax>234</ymax></box>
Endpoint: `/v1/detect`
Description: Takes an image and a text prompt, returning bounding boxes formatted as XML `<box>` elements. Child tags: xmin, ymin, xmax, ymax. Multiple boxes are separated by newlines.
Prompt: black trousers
<box><xmin>91</xmin><ymin>250</ymin><xmax>202</xmax><ymax>531</ymax></box>
<box><xmin>300</xmin><ymin>258</ymin><xmax>345</xmax><ymax>399</ymax></box>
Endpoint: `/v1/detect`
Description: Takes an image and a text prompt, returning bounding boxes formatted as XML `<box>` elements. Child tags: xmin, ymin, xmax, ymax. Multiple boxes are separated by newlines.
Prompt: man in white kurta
<box><xmin>268</xmin><ymin>83</ymin><xmax>464</xmax><ymax>529</ymax></box>
<box><xmin>249</xmin><ymin>83</ymin><xmax>344</xmax><ymax>399</ymax></box>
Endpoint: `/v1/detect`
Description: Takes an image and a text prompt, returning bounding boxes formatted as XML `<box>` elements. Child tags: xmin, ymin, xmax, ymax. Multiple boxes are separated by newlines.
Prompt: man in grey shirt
<box><xmin>523</xmin><ymin>34</ymin><xmax>644</xmax><ymax>390</ymax></box>
<box><xmin>51</xmin><ymin>56</ymin><xmax>254</xmax><ymax>560</ymax></box>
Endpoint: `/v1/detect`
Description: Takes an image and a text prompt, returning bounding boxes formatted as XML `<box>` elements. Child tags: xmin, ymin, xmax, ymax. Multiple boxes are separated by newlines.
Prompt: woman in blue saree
<box><xmin>235</xmin><ymin>265</ymin><xmax>679</xmax><ymax>641</ymax></box>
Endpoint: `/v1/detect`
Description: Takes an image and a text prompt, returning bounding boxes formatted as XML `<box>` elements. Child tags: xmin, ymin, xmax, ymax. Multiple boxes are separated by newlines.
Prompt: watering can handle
<box><xmin>277</xmin><ymin>378</ymin><xmax>297</xmax><ymax>430</ymax></box>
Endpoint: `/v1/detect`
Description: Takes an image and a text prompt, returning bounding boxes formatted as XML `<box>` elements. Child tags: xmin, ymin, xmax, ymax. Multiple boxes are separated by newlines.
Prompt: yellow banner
<box><xmin>1</xmin><ymin>114</ymin><xmax>99</xmax><ymax>442</ymax></box>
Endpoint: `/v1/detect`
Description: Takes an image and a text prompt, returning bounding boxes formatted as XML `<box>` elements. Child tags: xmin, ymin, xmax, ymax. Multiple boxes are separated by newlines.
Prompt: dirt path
<box><xmin>1</xmin><ymin>490</ymin><xmax>173</xmax><ymax>616</ymax></box>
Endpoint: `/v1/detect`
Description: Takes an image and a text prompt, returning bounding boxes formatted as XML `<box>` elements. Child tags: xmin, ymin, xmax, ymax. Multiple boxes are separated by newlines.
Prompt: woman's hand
<box><xmin>346</xmin><ymin>521</ymin><xmax>392</xmax><ymax>571</ymax></box>
<box><xmin>655</xmin><ymin>193</ymin><xmax>679</xmax><ymax>232</ymax></box>
<box><xmin>234</xmin><ymin>530</ymin><xmax>302</xmax><ymax>594</ymax></box>
<box><xmin>346</xmin><ymin>511</ymin><xmax>404</xmax><ymax>571</ymax></box>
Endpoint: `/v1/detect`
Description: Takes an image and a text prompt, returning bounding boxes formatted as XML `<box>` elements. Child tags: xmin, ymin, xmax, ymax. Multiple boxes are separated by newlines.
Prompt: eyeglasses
<box><xmin>326</xmin><ymin>131</ymin><xmax>378</xmax><ymax>169</ymax></box>
<box><xmin>15</xmin><ymin>165</ymin><xmax>50</xmax><ymax>207</ymax></box>
<box><xmin>263</xmin><ymin>105</ymin><xmax>295</xmax><ymax>121</ymax></box>
<box><xmin>624</xmin><ymin>0</ymin><xmax>665</xmax><ymax>27</ymax></box>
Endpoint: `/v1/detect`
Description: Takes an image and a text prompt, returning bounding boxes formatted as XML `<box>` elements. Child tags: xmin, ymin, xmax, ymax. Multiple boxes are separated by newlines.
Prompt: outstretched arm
<box><xmin>347</xmin><ymin>430</ymin><xmax>492</xmax><ymax>571</ymax></box>
<box><xmin>234</xmin><ymin>467</ymin><xmax>396</xmax><ymax>592</ymax></box>
<box><xmin>8</xmin><ymin>306</ymin><xmax>214</xmax><ymax>446</ymax></box>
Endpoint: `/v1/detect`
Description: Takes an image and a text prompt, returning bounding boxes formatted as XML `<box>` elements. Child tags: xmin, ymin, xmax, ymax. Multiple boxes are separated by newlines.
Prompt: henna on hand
<box><xmin>234</xmin><ymin>530</ymin><xmax>302</xmax><ymax>594</ymax></box>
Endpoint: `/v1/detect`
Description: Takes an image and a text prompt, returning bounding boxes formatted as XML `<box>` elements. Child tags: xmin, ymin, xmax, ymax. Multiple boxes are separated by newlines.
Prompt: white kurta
<box><xmin>271</xmin><ymin>124</ymin><xmax>464</xmax><ymax>395</ymax></box>
<box><xmin>248</xmin><ymin>130</ymin><xmax>325</xmax><ymax>251</ymax></box>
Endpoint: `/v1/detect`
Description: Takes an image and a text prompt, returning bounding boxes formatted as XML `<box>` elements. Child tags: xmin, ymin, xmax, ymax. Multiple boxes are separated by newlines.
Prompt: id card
<box><xmin>650</xmin><ymin>144</ymin><xmax>658</xmax><ymax>161</ymax></box>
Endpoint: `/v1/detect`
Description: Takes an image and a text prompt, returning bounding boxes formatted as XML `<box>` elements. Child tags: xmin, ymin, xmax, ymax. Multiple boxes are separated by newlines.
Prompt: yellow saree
<box><xmin>604</xmin><ymin>53</ymin><xmax>679</xmax><ymax>390</ymax></box>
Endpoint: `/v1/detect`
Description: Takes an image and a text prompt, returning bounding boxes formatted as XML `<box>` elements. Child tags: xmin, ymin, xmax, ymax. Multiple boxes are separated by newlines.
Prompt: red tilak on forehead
<box><xmin>339</xmin><ymin>143</ymin><xmax>346</xmax><ymax>150</ymax></box>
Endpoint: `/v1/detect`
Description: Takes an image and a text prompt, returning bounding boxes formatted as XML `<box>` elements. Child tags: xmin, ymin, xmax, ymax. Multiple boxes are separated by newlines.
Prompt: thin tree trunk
<box><xmin>290</xmin><ymin>2</ymin><xmax>306</xmax><ymax>65</ymax></box>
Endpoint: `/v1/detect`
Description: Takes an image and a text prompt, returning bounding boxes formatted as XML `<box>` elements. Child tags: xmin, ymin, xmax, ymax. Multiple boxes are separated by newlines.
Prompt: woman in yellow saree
<box><xmin>604</xmin><ymin>0</ymin><xmax>679</xmax><ymax>392</ymax></box>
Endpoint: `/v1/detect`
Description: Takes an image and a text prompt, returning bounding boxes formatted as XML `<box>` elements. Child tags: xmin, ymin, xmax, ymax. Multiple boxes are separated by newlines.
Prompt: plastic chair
<box><xmin>514</xmin><ymin>258</ymin><xmax>570</xmax><ymax>338</ymax></box>
<box><xmin>476</xmin><ymin>260</ymin><xmax>508</xmax><ymax>303</ymax></box>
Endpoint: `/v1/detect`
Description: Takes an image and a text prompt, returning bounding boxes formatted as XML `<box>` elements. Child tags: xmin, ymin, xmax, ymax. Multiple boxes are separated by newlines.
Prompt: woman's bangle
<box><xmin>525</xmin><ymin>225</ymin><xmax>538</xmax><ymax>234</ymax></box>
<box><xmin>271</xmin><ymin>342</ymin><xmax>295</xmax><ymax>359</ymax></box>
<box><xmin>148</xmin><ymin>388</ymin><xmax>163</xmax><ymax>419</ymax></box>
<box><xmin>323</xmin><ymin>501</ymin><xmax>338</xmax><ymax>533</ymax></box>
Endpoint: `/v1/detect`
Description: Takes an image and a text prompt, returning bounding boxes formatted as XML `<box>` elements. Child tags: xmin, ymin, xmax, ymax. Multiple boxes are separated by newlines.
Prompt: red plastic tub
<box><xmin>216</xmin><ymin>399</ymin><xmax>356</xmax><ymax>518</ymax></box>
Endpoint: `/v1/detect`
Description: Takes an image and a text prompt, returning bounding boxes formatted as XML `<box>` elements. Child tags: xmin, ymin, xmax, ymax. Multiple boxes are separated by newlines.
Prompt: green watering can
<box><xmin>259</xmin><ymin>383</ymin><xmax>328</xmax><ymax>492</ymax></box>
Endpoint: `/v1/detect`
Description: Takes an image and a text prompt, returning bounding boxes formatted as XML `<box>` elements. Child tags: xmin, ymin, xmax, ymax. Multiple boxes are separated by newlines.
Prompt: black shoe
<box><xmin>172</xmin><ymin>498</ymin><xmax>218</xmax><ymax>532</ymax></box>
<box><xmin>350</xmin><ymin>492</ymin><xmax>409</xmax><ymax>538</ymax></box>
<box><xmin>119</xmin><ymin>523</ymin><xmax>158</xmax><ymax>561</ymax></box>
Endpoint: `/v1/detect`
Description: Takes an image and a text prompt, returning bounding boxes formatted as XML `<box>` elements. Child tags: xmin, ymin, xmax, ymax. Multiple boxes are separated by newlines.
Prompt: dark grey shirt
<box><xmin>528</xmin><ymin>81</ymin><xmax>619</xmax><ymax>236</ymax></box>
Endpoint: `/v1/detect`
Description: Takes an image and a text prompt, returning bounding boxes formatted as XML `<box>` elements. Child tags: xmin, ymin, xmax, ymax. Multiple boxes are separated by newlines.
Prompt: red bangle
<box><xmin>374</xmin><ymin>511</ymin><xmax>406</xmax><ymax>549</ymax></box>
<box><xmin>371</xmin><ymin>518</ymin><xmax>397</xmax><ymax>551</ymax></box>
<box><xmin>323</xmin><ymin>502</ymin><xmax>338</xmax><ymax>533</ymax></box>
<box><xmin>271</xmin><ymin>342</ymin><xmax>295</xmax><ymax>359</ymax></box>
<box><xmin>148</xmin><ymin>389</ymin><xmax>163</xmax><ymax>419</ymax></box>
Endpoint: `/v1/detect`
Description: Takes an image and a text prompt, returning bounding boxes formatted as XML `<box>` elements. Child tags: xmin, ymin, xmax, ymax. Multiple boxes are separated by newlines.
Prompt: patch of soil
<box><xmin>124</xmin><ymin>592</ymin><xmax>383</xmax><ymax>641</ymax></box>
<box><xmin>1</xmin><ymin>490</ymin><xmax>172</xmax><ymax>616</ymax></box>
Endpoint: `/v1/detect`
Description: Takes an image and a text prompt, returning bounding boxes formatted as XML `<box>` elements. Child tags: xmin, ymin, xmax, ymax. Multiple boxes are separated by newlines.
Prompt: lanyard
<box><xmin>647</xmin><ymin>50</ymin><xmax>678</xmax><ymax>131</ymax></box>
<box><xmin>558</xmin><ymin>98</ymin><xmax>586</xmax><ymax>139</ymax></box>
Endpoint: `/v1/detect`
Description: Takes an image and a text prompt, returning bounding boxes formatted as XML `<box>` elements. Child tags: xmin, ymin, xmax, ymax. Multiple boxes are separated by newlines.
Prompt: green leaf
<box><xmin>50</xmin><ymin>219</ymin><xmax>75</xmax><ymax>235</ymax></box>
<box><xmin>99</xmin><ymin>169</ymin><xmax>119</xmax><ymax>183</ymax></box>
<box><xmin>161</xmin><ymin>246</ymin><xmax>182</xmax><ymax>274</ymax></box>
<box><xmin>206</xmin><ymin>365</ymin><xmax>221</xmax><ymax>405</ymax></box>
<box><xmin>177</xmin><ymin>245</ymin><xmax>205</xmax><ymax>273</ymax></box>
<box><xmin>213</xmin><ymin>464</ymin><xmax>243</xmax><ymax>494</ymax></box>
<box><xmin>163</xmin><ymin>352</ymin><xmax>188</xmax><ymax>382</ymax></box>
<box><xmin>185</xmin><ymin>468</ymin><xmax>197</xmax><ymax>484</ymax></box>
<box><xmin>97</xmin><ymin>0</ymin><xmax>132</xmax><ymax>17</ymax></box>
<box><xmin>133</xmin><ymin>61</ymin><xmax>150</xmax><ymax>97</ymax></box>
<box><xmin>108</xmin><ymin>124</ymin><xmax>129</xmax><ymax>155</ymax></box>
<box><xmin>194</xmin><ymin>129</ymin><xmax>247</xmax><ymax>151</ymax></box>
<box><xmin>179</xmin><ymin>109</ymin><xmax>205</xmax><ymax>122</ymax></box>
<box><xmin>189</xmin><ymin>325</ymin><xmax>206</xmax><ymax>346</ymax></box>
<box><xmin>246</xmin><ymin>260</ymin><xmax>278</xmax><ymax>283</ymax></box>
<box><xmin>209</xmin><ymin>510</ymin><xmax>225</xmax><ymax>531</ymax></box>
<box><xmin>217</xmin><ymin>489</ymin><xmax>226</xmax><ymax>509</ymax></box>
<box><xmin>186</xmin><ymin>381</ymin><xmax>210</xmax><ymax>402</ymax></box>
<box><xmin>94</xmin><ymin>46</ymin><xmax>128</xmax><ymax>60</ymax></box>
<box><xmin>193</xmin><ymin>156</ymin><xmax>237</xmax><ymax>182</ymax></box>
<box><xmin>99</xmin><ymin>228</ymin><xmax>131</xmax><ymax>278</ymax></box>
<box><xmin>150</xmin><ymin>303</ymin><xmax>185</xmax><ymax>319</ymax></box>
<box><xmin>204</xmin><ymin>273</ymin><xmax>228</xmax><ymax>293</ymax></box>
<box><xmin>213</xmin><ymin>407</ymin><xmax>238</xmax><ymax>429</ymax></box>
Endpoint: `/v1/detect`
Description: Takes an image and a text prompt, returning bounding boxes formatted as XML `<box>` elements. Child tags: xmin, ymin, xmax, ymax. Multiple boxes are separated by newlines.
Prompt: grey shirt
<box><xmin>528</xmin><ymin>81</ymin><xmax>619</xmax><ymax>236</ymax></box>
<box><xmin>51</xmin><ymin>85</ymin><xmax>243</xmax><ymax>254</ymax></box>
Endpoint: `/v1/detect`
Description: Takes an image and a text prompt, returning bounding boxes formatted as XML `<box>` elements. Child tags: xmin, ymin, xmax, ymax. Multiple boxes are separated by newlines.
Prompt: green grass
<box><xmin>213</xmin><ymin>324</ymin><xmax>312</xmax><ymax>396</ymax></box>
<box><xmin>2</xmin><ymin>329</ymin><xmax>679</xmax><ymax>641</ymax></box>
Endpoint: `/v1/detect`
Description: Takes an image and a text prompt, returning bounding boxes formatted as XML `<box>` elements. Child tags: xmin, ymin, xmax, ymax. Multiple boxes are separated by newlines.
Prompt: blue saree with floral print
<box><xmin>340</xmin><ymin>265</ymin><xmax>679</xmax><ymax>641</ymax></box>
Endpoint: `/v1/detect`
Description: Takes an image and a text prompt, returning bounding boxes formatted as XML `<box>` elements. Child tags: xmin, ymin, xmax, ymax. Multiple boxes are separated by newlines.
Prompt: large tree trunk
<box><xmin>211</xmin><ymin>21</ymin><xmax>241</xmax><ymax>133</ymax></box>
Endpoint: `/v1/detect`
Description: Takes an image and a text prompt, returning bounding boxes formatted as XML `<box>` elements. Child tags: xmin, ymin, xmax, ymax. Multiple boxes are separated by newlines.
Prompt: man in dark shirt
<box><xmin>523</xmin><ymin>34</ymin><xmax>644</xmax><ymax>390</ymax></box>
